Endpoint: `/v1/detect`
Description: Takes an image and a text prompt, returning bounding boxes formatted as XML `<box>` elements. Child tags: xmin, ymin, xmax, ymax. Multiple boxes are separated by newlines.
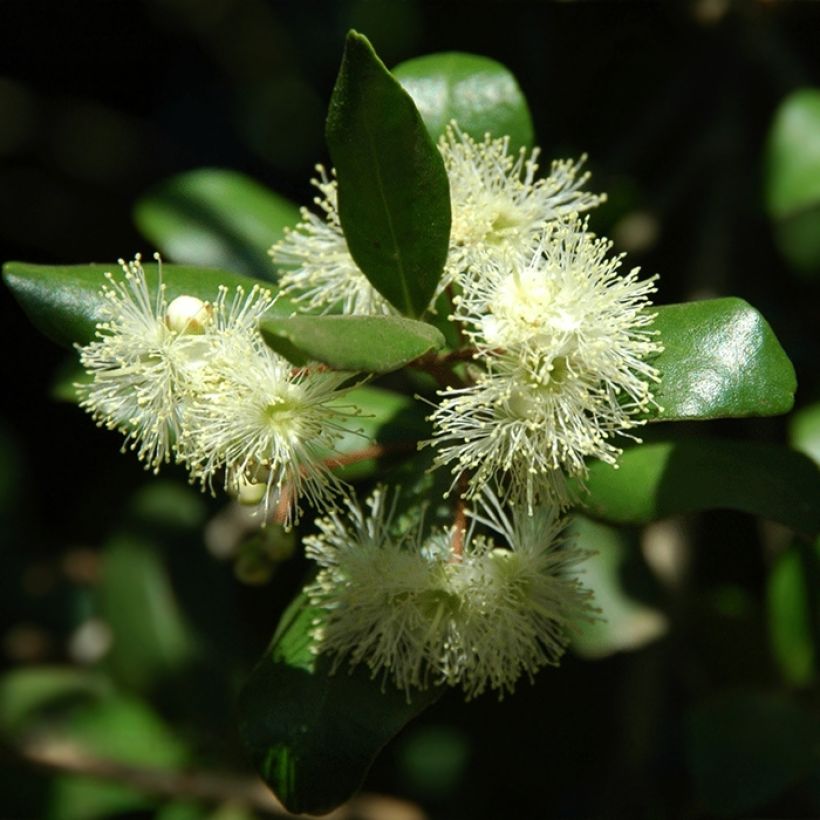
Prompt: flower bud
<box><xmin>165</xmin><ymin>295</ymin><xmax>212</xmax><ymax>334</ymax></box>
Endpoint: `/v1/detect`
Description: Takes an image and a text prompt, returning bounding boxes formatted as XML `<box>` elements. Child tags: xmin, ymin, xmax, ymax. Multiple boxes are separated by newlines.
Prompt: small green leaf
<box><xmin>765</xmin><ymin>89</ymin><xmax>820</xmax><ymax>276</ymax></box>
<box><xmin>238</xmin><ymin>596</ymin><xmax>440</xmax><ymax>815</ymax></box>
<box><xmin>3</xmin><ymin>261</ymin><xmax>288</xmax><ymax>348</ymax></box>
<box><xmin>134</xmin><ymin>168</ymin><xmax>300</xmax><ymax>279</ymax></box>
<box><xmin>393</xmin><ymin>52</ymin><xmax>534</xmax><ymax>149</ymax></box>
<box><xmin>98</xmin><ymin>534</ymin><xmax>201</xmax><ymax>693</ymax></box>
<box><xmin>767</xmin><ymin>539</ymin><xmax>820</xmax><ymax>687</ymax></box>
<box><xmin>260</xmin><ymin>314</ymin><xmax>445</xmax><ymax>373</ymax></box>
<box><xmin>686</xmin><ymin>691</ymin><xmax>820</xmax><ymax>817</ymax></box>
<box><xmin>790</xmin><ymin>402</ymin><xmax>820</xmax><ymax>466</ymax></box>
<box><xmin>581</xmin><ymin>438</ymin><xmax>820</xmax><ymax>537</ymax></box>
<box><xmin>649</xmin><ymin>298</ymin><xmax>796</xmax><ymax>421</ymax></box>
<box><xmin>326</xmin><ymin>31</ymin><xmax>451</xmax><ymax>317</ymax></box>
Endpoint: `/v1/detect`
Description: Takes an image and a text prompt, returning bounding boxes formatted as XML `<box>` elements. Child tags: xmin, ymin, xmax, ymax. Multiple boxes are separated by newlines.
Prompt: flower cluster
<box><xmin>78</xmin><ymin>117</ymin><xmax>662</xmax><ymax>700</ymax></box>
<box><xmin>305</xmin><ymin>487</ymin><xmax>596</xmax><ymax>700</ymax></box>
<box><xmin>76</xmin><ymin>255</ymin><xmax>357</xmax><ymax>527</ymax></box>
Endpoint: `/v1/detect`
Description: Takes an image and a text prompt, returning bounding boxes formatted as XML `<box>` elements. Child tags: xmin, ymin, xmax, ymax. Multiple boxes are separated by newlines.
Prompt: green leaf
<box><xmin>98</xmin><ymin>533</ymin><xmax>200</xmax><ymax>693</ymax></box>
<box><xmin>260</xmin><ymin>313</ymin><xmax>445</xmax><ymax>373</ymax></box>
<box><xmin>765</xmin><ymin>89</ymin><xmax>820</xmax><ymax>276</ymax></box>
<box><xmin>569</xmin><ymin>516</ymin><xmax>667</xmax><ymax>659</ymax></box>
<box><xmin>649</xmin><ymin>298</ymin><xmax>796</xmax><ymax>421</ymax></box>
<box><xmin>3</xmin><ymin>261</ymin><xmax>289</xmax><ymax>348</ymax></box>
<box><xmin>686</xmin><ymin>691</ymin><xmax>820</xmax><ymax>817</ymax></box>
<box><xmin>581</xmin><ymin>438</ymin><xmax>820</xmax><ymax>537</ymax></box>
<box><xmin>393</xmin><ymin>51</ymin><xmax>534</xmax><ymax>149</ymax></box>
<box><xmin>326</xmin><ymin>31</ymin><xmax>451</xmax><ymax>318</ymax></box>
<box><xmin>134</xmin><ymin>168</ymin><xmax>300</xmax><ymax>280</ymax></box>
<box><xmin>790</xmin><ymin>402</ymin><xmax>820</xmax><ymax>466</ymax></box>
<box><xmin>238</xmin><ymin>596</ymin><xmax>440</xmax><ymax>815</ymax></box>
<box><xmin>767</xmin><ymin>539</ymin><xmax>820</xmax><ymax>687</ymax></box>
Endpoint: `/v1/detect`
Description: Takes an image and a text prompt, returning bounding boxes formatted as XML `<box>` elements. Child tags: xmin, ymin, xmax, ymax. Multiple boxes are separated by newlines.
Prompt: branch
<box><xmin>17</xmin><ymin>735</ymin><xmax>426</xmax><ymax>820</ymax></box>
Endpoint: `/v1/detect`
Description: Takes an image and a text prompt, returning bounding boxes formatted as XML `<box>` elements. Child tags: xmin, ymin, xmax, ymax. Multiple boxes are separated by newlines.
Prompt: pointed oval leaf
<box><xmin>238</xmin><ymin>596</ymin><xmax>440</xmax><ymax>815</ymax></box>
<box><xmin>326</xmin><ymin>31</ymin><xmax>451</xmax><ymax>318</ymax></box>
<box><xmin>648</xmin><ymin>298</ymin><xmax>796</xmax><ymax>421</ymax></box>
<box><xmin>260</xmin><ymin>314</ymin><xmax>444</xmax><ymax>373</ymax></box>
<box><xmin>134</xmin><ymin>168</ymin><xmax>300</xmax><ymax>279</ymax></box>
<box><xmin>393</xmin><ymin>51</ymin><xmax>534</xmax><ymax>149</ymax></box>
<box><xmin>581</xmin><ymin>438</ymin><xmax>820</xmax><ymax>537</ymax></box>
<box><xmin>3</xmin><ymin>261</ymin><xmax>292</xmax><ymax>348</ymax></box>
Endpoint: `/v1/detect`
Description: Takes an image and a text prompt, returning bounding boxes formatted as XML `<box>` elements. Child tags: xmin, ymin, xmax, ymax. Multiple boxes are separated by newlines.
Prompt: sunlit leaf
<box><xmin>581</xmin><ymin>438</ymin><xmax>820</xmax><ymax>537</ymax></box>
<box><xmin>649</xmin><ymin>298</ymin><xmax>796</xmax><ymax>421</ymax></box>
<box><xmin>393</xmin><ymin>52</ymin><xmax>534</xmax><ymax>149</ymax></box>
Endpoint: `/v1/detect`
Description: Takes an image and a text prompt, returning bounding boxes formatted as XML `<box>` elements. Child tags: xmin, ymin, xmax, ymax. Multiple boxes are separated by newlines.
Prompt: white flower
<box><xmin>76</xmin><ymin>254</ymin><xmax>211</xmax><ymax>473</ymax></box>
<box><xmin>179</xmin><ymin>338</ymin><xmax>358</xmax><ymax>528</ymax></box>
<box><xmin>440</xmin><ymin>123</ymin><xmax>604</xmax><ymax>293</ymax></box>
<box><xmin>428</xmin><ymin>217</ymin><xmax>662</xmax><ymax>510</ymax></box>
<box><xmin>305</xmin><ymin>487</ymin><xmax>596</xmax><ymax>700</ymax></box>
<box><xmin>270</xmin><ymin>166</ymin><xmax>396</xmax><ymax>316</ymax></box>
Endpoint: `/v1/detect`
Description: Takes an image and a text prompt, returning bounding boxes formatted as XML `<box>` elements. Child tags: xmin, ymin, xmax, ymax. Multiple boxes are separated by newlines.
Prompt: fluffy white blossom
<box><xmin>427</xmin><ymin>217</ymin><xmax>662</xmax><ymax>510</ymax></box>
<box><xmin>440</xmin><ymin>123</ymin><xmax>603</xmax><ymax>292</ymax></box>
<box><xmin>271</xmin><ymin>166</ymin><xmax>396</xmax><ymax>316</ymax></box>
<box><xmin>76</xmin><ymin>254</ymin><xmax>212</xmax><ymax>473</ymax></box>
<box><xmin>179</xmin><ymin>338</ymin><xmax>358</xmax><ymax>528</ymax></box>
<box><xmin>305</xmin><ymin>487</ymin><xmax>596</xmax><ymax>700</ymax></box>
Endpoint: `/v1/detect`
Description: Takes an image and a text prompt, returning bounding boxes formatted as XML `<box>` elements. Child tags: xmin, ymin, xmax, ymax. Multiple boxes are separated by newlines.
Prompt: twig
<box><xmin>324</xmin><ymin>440</ymin><xmax>417</xmax><ymax>469</ymax></box>
<box><xmin>17</xmin><ymin>736</ymin><xmax>427</xmax><ymax>820</ymax></box>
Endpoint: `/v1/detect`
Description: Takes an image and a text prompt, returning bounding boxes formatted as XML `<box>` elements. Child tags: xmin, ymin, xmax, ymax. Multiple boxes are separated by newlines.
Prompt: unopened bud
<box><xmin>165</xmin><ymin>295</ymin><xmax>212</xmax><ymax>334</ymax></box>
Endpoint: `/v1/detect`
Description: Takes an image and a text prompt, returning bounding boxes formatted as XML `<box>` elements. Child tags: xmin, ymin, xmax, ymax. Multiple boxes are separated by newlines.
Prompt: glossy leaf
<box><xmin>3</xmin><ymin>261</ymin><xmax>290</xmax><ymax>348</ymax></box>
<box><xmin>686</xmin><ymin>691</ymin><xmax>820</xmax><ymax>817</ymax></box>
<box><xmin>260</xmin><ymin>313</ymin><xmax>444</xmax><ymax>373</ymax></box>
<box><xmin>326</xmin><ymin>31</ymin><xmax>451</xmax><ymax>317</ymax></box>
<box><xmin>765</xmin><ymin>89</ymin><xmax>820</xmax><ymax>275</ymax></box>
<box><xmin>581</xmin><ymin>438</ymin><xmax>820</xmax><ymax>537</ymax></box>
<box><xmin>648</xmin><ymin>298</ymin><xmax>796</xmax><ymax>421</ymax></box>
<box><xmin>238</xmin><ymin>595</ymin><xmax>440</xmax><ymax>815</ymax></box>
<box><xmin>393</xmin><ymin>51</ymin><xmax>534</xmax><ymax>149</ymax></box>
<box><xmin>134</xmin><ymin>168</ymin><xmax>300</xmax><ymax>280</ymax></box>
<box><xmin>570</xmin><ymin>516</ymin><xmax>667</xmax><ymax>659</ymax></box>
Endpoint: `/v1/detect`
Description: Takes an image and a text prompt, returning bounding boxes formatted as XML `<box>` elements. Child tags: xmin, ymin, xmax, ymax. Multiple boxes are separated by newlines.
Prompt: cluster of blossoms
<box><xmin>78</xmin><ymin>123</ymin><xmax>661</xmax><ymax>699</ymax></box>
<box><xmin>76</xmin><ymin>254</ymin><xmax>357</xmax><ymax>529</ymax></box>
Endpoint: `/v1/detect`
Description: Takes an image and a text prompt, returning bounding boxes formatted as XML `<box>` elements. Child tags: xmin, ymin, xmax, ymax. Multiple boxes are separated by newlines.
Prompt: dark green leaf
<box><xmin>581</xmin><ymin>438</ymin><xmax>820</xmax><ymax>537</ymax></box>
<box><xmin>686</xmin><ymin>691</ymin><xmax>820</xmax><ymax>817</ymax></box>
<box><xmin>260</xmin><ymin>314</ymin><xmax>445</xmax><ymax>373</ymax></box>
<box><xmin>134</xmin><ymin>168</ymin><xmax>300</xmax><ymax>280</ymax></box>
<box><xmin>238</xmin><ymin>596</ymin><xmax>440</xmax><ymax>815</ymax></box>
<box><xmin>326</xmin><ymin>31</ymin><xmax>451</xmax><ymax>317</ymax></box>
<box><xmin>98</xmin><ymin>534</ymin><xmax>200</xmax><ymax>693</ymax></box>
<box><xmin>3</xmin><ymin>261</ymin><xmax>291</xmax><ymax>348</ymax></box>
<box><xmin>649</xmin><ymin>298</ymin><xmax>796</xmax><ymax>421</ymax></box>
<box><xmin>765</xmin><ymin>89</ymin><xmax>820</xmax><ymax>276</ymax></box>
<box><xmin>393</xmin><ymin>51</ymin><xmax>534</xmax><ymax>149</ymax></box>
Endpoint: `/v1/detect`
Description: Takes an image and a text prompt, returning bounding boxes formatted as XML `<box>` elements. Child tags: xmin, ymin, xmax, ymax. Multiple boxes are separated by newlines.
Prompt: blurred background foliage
<box><xmin>1</xmin><ymin>1</ymin><xmax>820</xmax><ymax>818</ymax></box>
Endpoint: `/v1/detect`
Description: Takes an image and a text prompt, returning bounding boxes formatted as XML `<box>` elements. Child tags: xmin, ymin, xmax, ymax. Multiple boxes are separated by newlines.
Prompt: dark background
<box><xmin>1</xmin><ymin>1</ymin><xmax>819</xmax><ymax>818</ymax></box>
